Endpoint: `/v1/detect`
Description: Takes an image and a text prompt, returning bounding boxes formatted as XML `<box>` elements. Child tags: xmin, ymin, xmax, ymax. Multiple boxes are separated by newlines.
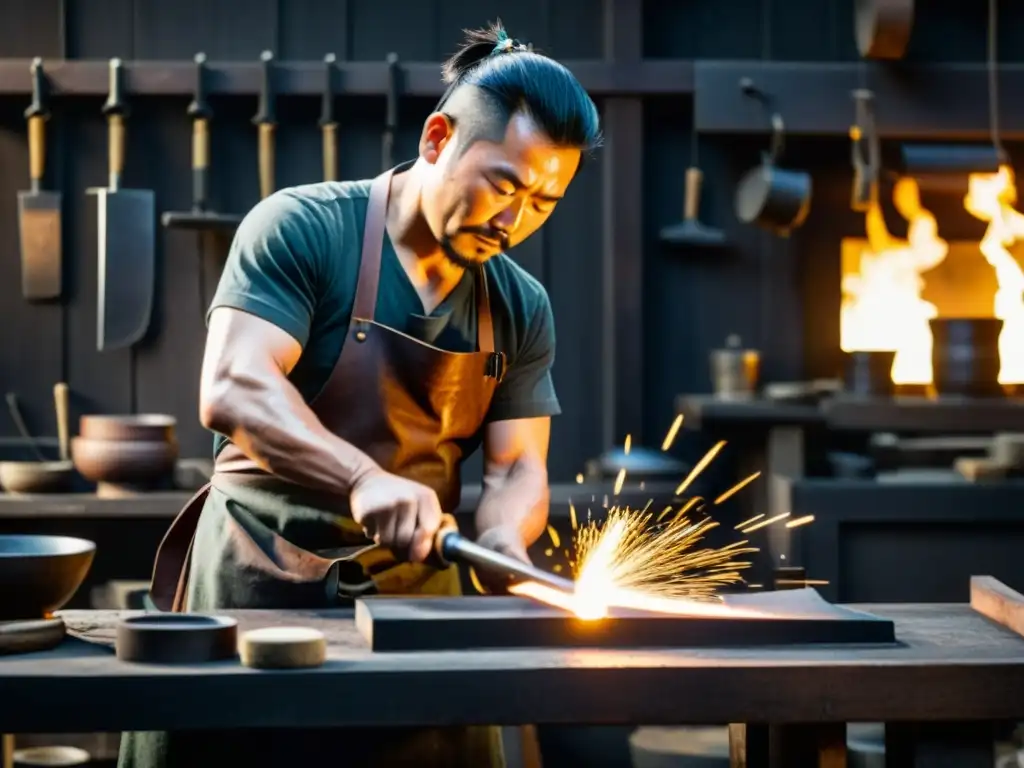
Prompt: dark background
<box><xmin>1</xmin><ymin>0</ymin><xmax>1023</xmax><ymax>484</ymax></box>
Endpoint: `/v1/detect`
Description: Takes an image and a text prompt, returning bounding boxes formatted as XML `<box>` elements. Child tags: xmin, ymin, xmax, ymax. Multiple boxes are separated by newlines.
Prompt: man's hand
<box><xmin>474</xmin><ymin>524</ymin><xmax>532</xmax><ymax>593</ymax></box>
<box><xmin>349</xmin><ymin>470</ymin><xmax>443</xmax><ymax>563</ymax></box>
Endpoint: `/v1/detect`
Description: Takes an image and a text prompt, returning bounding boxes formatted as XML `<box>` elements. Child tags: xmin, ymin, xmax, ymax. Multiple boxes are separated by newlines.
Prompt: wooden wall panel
<box><xmin>3</xmin><ymin>0</ymin><xmax>1022</xmax><ymax>480</ymax></box>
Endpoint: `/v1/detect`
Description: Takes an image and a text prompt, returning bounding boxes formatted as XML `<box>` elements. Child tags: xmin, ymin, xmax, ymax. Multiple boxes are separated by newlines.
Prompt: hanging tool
<box><xmin>18</xmin><ymin>58</ymin><xmax>62</xmax><ymax>301</ymax></box>
<box><xmin>320</xmin><ymin>53</ymin><xmax>338</xmax><ymax>182</ymax></box>
<box><xmin>162</xmin><ymin>53</ymin><xmax>242</xmax><ymax>232</ymax></box>
<box><xmin>89</xmin><ymin>58</ymin><xmax>155</xmax><ymax>352</ymax></box>
<box><xmin>850</xmin><ymin>89</ymin><xmax>880</xmax><ymax>212</ymax></box>
<box><xmin>855</xmin><ymin>0</ymin><xmax>915</xmax><ymax>60</ymax></box>
<box><xmin>659</xmin><ymin>167</ymin><xmax>728</xmax><ymax>248</ymax></box>
<box><xmin>382</xmin><ymin>52</ymin><xmax>399</xmax><ymax>171</ymax></box>
<box><xmin>253</xmin><ymin>50</ymin><xmax>276</xmax><ymax>200</ymax></box>
<box><xmin>432</xmin><ymin>514</ymin><xmax>575</xmax><ymax>594</ymax></box>
<box><xmin>733</xmin><ymin>78</ymin><xmax>812</xmax><ymax>238</ymax></box>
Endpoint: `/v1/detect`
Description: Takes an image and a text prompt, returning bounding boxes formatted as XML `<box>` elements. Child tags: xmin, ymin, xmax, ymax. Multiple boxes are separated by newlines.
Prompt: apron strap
<box><xmin>351</xmin><ymin>169</ymin><xmax>393</xmax><ymax>321</ymax></box>
<box><xmin>475</xmin><ymin>267</ymin><xmax>496</xmax><ymax>354</ymax></box>
<box><xmin>352</xmin><ymin>166</ymin><xmax>497</xmax><ymax>354</ymax></box>
<box><xmin>150</xmin><ymin>482</ymin><xmax>212</xmax><ymax>612</ymax></box>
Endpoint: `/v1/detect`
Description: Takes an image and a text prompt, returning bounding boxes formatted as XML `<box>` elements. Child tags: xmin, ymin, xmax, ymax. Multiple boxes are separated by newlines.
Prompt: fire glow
<box><xmin>840</xmin><ymin>166</ymin><xmax>1024</xmax><ymax>385</ymax></box>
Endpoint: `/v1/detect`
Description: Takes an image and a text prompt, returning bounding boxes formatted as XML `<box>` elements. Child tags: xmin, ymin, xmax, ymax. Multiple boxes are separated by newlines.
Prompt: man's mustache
<box><xmin>459</xmin><ymin>226</ymin><xmax>509</xmax><ymax>249</ymax></box>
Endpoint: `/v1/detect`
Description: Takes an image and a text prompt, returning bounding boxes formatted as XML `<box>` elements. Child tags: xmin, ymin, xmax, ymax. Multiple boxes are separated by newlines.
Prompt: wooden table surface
<box><xmin>0</xmin><ymin>603</ymin><xmax>1022</xmax><ymax>733</ymax></box>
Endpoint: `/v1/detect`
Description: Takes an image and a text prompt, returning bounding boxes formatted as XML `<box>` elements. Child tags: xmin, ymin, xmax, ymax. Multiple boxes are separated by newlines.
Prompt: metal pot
<box><xmin>735</xmin><ymin>162</ymin><xmax>812</xmax><ymax>237</ymax></box>
<box><xmin>842</xmin><ymin>350</ymin><xmax>896</xmax><ymax>397</ymax></box>
<box><xmin>929</xmin><ymin>317</ymin><xmax>1003</xmax><ymax>397</ymax></box>
<box><xmin>710</xmin><ymin>335</ymin><xmax>760</xmax><ymax>400</ymax></box>
<box><xmin>734</xmin><ymin>79</ymin><xmax>812</xmax><ymax>237</ymax></box>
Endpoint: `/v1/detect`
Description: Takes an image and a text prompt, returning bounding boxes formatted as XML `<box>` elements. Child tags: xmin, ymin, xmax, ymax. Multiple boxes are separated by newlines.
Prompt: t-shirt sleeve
<box><xmin>207</xmin><ymin>192</ymin><xmax>328</xmax><ymax>347</ymax></box>
<box><xmin>486</xmin><ymin>289</ymin><xmax>561</xmax><ymax>423</ymax></box>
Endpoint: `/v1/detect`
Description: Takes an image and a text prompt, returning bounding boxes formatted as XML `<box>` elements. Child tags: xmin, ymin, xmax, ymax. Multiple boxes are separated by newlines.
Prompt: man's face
<box><xmin>419</xmin><ymin>111</ymin><xmax>581</xmax><ymax>268</ymax></box>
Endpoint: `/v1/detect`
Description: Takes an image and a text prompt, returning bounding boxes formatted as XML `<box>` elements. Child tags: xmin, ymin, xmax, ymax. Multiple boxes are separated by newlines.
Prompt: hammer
<box><xmin>432</xmin><ymin>514</ymin><xmax>575</xmax><ymax>594</ymax></box>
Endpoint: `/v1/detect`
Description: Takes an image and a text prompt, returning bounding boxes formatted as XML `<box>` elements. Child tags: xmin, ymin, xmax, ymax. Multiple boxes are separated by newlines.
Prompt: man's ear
<box><xmin>419</xmin><ymin>112</ymin><xmax>455</xmax><ymax>164</ymax></box>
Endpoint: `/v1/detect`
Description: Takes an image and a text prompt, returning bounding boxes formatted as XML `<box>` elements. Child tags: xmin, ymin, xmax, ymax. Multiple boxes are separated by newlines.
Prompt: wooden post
<box><xmin>600</xmin><ymin>0</ymin><xmax>645</xmax><ymax>448</ymax></box>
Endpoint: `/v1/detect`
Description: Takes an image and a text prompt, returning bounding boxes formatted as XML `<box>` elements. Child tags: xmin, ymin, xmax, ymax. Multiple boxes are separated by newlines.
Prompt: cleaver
<box><xmin>88</xmin><ymin>58</ymin><xmax>155</xmax><ymax>352</ymax></box>
<box><xmin>18</xmin><ymin>58</ymin><xmax>62</xmax><ymax>301</ymax></box>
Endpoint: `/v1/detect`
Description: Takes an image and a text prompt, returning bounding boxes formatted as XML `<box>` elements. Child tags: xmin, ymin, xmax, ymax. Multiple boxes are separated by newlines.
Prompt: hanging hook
<box><xmin>739</xmin><ymin>77</ymin><xmax>786</xmax><ymax>164</ymax></box>
<box><xmin>850</xmin><ymin>89</ymin><xmax>880</xmax><ymax>211</ymax></box>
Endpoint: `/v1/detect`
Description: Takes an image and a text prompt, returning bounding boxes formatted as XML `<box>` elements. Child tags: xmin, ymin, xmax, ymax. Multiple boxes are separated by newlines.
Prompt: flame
<box><xmin>841</xmin><ymin>167</ymin><xmax>1024</xmax><ymax>385</ymax></box>
<box><xmin>964</xmin><ymin>166</ymin><xmax>1024</xmax><ymax>384</ymax></box>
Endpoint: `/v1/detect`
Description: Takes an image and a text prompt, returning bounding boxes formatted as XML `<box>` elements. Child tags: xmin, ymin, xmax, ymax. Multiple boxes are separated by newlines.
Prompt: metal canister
<box><xmin>710</xmin><ymin>335</ymin><xmax>760</xmax><ymax>400</ymax></box>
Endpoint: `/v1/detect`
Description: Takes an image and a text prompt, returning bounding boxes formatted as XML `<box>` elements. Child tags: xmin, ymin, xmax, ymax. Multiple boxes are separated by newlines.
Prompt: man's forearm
<box><xmin>475</xmin><ymin>455</ymin><xmax>550</xmax><ymax>547</ymax></box>
<box><xmin>206</xmin><ymin>370</ymin><xmax>380</xmax><ymax>494</ymax></box>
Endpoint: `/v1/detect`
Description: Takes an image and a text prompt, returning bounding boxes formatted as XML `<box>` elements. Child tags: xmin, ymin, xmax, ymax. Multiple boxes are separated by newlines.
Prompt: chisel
<box><xmin>320</xmin><ymin>53</ymin><xmax>338</xmax><ymax>182</ymax></box>
<box><xmin>433</xmin><ymin>514</ymin><xmax>576</xmax><ymax>594</ymax></box>
<box><xmin>253</xmin><ymin>50</ymin><xmax>276</xmax><ymax>200</ymax></box>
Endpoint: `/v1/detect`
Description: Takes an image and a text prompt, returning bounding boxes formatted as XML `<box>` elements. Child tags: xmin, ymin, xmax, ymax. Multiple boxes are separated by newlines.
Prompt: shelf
<box><xmin>0</xmin><ymin>58</ymin><xmax>694</xmax><ymax>99</ymax></box>
<box><xmin>823</xmin><ymin>395</ymin><xmax>1024</xmax><ymax>434</ymax></box>
<box><xmin>695</xmin><ymin>60</ymin><xmax>1024</xmax><ymax>140</ymax></box>
<box><xmin>675</xmin><ymin>394</ymin><xmax>824</xmax><ymax>432</ymax></box>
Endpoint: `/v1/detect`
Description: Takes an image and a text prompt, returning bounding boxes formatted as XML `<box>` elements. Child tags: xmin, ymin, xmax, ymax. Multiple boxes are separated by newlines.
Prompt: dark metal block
<box><xmin>355</xmin><ymin>589</ymin><xmax>896</xmax><ymax>652</ymax></box>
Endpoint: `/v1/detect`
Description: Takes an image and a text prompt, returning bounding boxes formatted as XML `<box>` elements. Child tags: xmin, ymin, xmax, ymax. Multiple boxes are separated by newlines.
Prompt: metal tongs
<box><xmin>432</xmin><ymin>514</ymin><xmax>576</xmax><ymax>594</ymax></box>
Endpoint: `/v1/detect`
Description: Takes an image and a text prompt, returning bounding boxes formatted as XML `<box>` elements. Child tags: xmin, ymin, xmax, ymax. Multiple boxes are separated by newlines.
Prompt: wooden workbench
<box><xmin>0</xmin><ymin>603</ymin><xmax>1020</xmax><ymax>767</ymax></box>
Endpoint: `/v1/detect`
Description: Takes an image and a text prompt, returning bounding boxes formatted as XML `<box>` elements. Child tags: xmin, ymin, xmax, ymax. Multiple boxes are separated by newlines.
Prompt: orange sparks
<box><xmin>785</xmin><ymin>515</ymin><xmax>815</xmax><ymax>528</ymax></box>
<box><xmin>613</xmin><ymin>468</ymin><xmax>627</xmax><ymax>495</ymax></box>
<box><xmin>735</xmin><ymin>513</ymin><xmax>764</xmax><ymax>529</ymax></box>
<box><xmin>739</xmin><ymin>512</ymin><xmax>791</xmax><ymax>533</ymax></box>
<box><xmin>713</xmin><ymin>471</ymin><xmax>762</xmax><ymax>505</ymax></box>
<box><xmin>661</xmin><ymin>414</ymin><xmax>684</xmax><ymax>451</ymax></box>
<box><xmin>675</xmin><ymin>440</ymin><xmax>727</xmax><ymax>496</ymax></box>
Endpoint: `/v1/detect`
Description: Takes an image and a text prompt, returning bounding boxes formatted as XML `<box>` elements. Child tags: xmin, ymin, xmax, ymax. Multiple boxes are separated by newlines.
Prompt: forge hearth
<box><xmin>839</xmin><ymin>170</ymin><xmax>1024</xmax><ymax>389</ymax></box>
<box><xmin>354</xmin><ymin>589</ymin><xmax>896</xmax><ymax>652</ymax></box>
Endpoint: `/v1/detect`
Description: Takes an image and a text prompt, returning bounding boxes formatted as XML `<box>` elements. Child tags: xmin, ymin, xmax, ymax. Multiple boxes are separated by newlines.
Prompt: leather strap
<box><xmin>351</xmin><ymin>168</ymin><xmax>496</xmax><ymax>354</ymax></box>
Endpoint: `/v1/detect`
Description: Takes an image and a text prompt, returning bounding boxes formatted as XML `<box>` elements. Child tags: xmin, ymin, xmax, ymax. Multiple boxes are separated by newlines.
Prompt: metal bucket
<box><xmin>710</xmin><ymin>335</ymin><xmax>760</xmax><ymax>400</ymax></box>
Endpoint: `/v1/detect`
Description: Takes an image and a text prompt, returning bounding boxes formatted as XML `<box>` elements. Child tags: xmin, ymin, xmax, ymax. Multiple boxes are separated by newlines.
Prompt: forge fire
<box><xmin>841</xmin><ymin>165</ymin><xmax>1024</xmax><ymax>385</ymax></box>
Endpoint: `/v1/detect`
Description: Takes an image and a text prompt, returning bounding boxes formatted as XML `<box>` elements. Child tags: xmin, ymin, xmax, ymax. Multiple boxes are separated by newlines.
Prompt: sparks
<box><xmin>661</xmin><ymin>414</ymin><xmax>684</xmax><ymax>451</ymax></box>
<box><xmin>572</xmin><ymin>506</ymin><xmax>757</xmax><ymax>603</ymax></box>
<box><xmin>675</xmin><ymin>440</ymin><xmax>726</xmax><ymax>496</ymax></box>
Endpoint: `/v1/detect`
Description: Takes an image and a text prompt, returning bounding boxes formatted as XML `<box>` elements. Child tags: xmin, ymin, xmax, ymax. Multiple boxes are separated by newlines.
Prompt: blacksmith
<box><xmin>119</xmin><ymin>21</ymin><xmax>601</xmax><ymax>768</ymax></box>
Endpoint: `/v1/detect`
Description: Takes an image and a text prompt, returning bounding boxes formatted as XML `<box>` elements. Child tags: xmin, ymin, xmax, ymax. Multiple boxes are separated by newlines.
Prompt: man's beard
<box><xmin>439</xmin><ymin>228</ymin><xmax>509</xmax><ymax>270</ymax></box>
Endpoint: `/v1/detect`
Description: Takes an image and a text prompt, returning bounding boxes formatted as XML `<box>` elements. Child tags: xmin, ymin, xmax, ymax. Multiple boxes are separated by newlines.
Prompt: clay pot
<box><xmin>71</xmin><ymin>437</ymin><xmax>178</xmax><ymax>496</ymax></box>
<box><xmin>0</xmin><ymin>460</ymin><xmax>75</xmax><ymax>494</ymax></box>
<box><xmin>79</xmin><ymin>414</ymin><xmax>176</xmax><ymax>442</ymax></box>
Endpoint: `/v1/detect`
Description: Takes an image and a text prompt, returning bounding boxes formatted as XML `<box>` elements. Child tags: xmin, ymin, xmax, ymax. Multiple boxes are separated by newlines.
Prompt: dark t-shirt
<box><xmin>207</xmin><ymin>177</ymin><xmax>561</xmax><ymax>458</ymax></box>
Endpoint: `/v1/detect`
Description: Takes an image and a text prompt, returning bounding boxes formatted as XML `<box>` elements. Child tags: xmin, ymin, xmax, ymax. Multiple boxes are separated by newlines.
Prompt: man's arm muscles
<box><xmin>199</xmin><ymin>307</ymin><xmax>381</xmax><ymax>494</ymax></box>
<box><xmin>475</xmin><ymin>417</ymin><xmax>551</xmax><ymax>552</ymax></box>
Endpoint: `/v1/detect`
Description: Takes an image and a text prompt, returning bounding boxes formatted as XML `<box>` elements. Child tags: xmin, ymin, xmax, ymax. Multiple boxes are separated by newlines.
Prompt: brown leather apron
<box><xmin>118</xmin><ymin>168</ymin><xmax>508</xmax><ymax>768</ymax></box>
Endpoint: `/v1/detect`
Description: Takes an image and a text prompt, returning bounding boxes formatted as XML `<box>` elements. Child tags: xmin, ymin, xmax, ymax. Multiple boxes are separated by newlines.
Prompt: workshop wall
<box><xmin>0</xmin><ymin>0</ymin><xmax>1022</xmax><ymax>482</ymax></box>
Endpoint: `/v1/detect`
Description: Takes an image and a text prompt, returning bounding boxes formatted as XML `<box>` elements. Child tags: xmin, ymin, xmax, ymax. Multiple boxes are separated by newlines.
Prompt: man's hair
<box><xmin>436</xmin><ymin>21</ymin><xmax>602</xmax><ymax>158</ymax></box>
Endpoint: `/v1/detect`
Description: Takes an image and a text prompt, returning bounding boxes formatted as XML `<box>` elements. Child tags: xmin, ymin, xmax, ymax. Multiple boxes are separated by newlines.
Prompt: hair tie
<box><xmin>491</xmin><ymin>29</ymin><xmax>531</xmax><ymax>56</ymax></box>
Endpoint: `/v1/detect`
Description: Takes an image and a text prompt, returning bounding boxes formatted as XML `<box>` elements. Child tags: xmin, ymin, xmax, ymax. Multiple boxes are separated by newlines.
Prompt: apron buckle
<box><xmin>485</xmin><ymin>351</ymin><xmax>507</xmax><ymax>383</ymax></box>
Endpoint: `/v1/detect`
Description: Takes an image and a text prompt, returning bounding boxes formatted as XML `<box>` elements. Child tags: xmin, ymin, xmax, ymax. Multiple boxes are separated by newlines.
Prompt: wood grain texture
<box><xmin>970</xmin><ymin>575</ymin><xmax>1024</xmax><ymax>639</ymax></box>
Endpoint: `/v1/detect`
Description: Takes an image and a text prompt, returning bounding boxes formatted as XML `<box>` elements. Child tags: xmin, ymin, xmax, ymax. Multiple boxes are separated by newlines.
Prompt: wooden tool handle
<box><xmin>108</xmin><ymin>114</ymin><xmax>125</xmax><ymax>189</ymax></box>
<box><xmin>53</xmin><ymin>382</ymin><xmax>69</xmax><ymax>462</ymax></box>
<box><xmin>192</xmin><ymin>117</ymin><xmax>209</xmax><ymax>171</ymax></box>
<box><xmin>684</xmin><ymin>167</ymin><xmax>703</xmax><ymax>221</ymax></box>
<box><xmin>28</xmin><ymin>115</ymin><xmax>46</xmax><ymax>183</ymax></box>
<box><xmin>322</xmin><ymin>124</ymin><xmax>338</xmax><ymax>182</ymax></box>
<box><xmin>258</xmin><ymin>124</ymin><xmax>275</xmax><ymax>199</ymax></box>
